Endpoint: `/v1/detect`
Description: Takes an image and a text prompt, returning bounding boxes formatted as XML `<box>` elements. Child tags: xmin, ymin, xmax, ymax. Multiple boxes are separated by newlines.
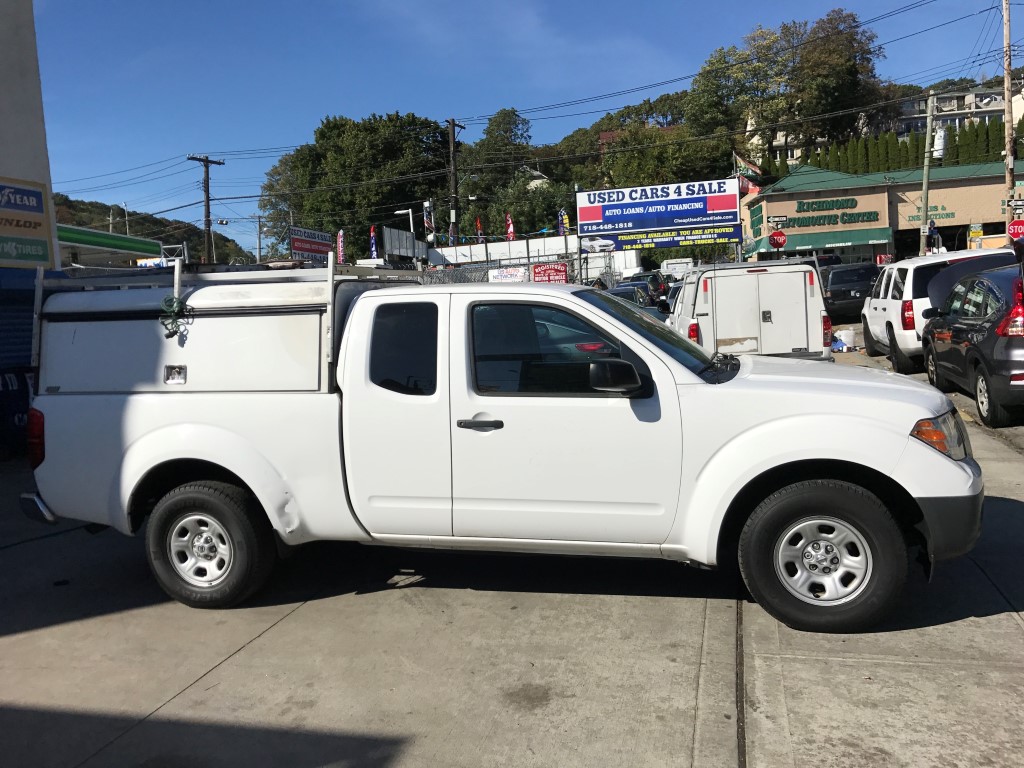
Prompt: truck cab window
<box><xmin>471</xmin><ymin>303</ymin><xmax>620</xmax><ymax>395</ymax></box>
<box><xmin>370</xmin><ymin>303</ymin><xmax>437</xmax><ymax>395</ymax></box>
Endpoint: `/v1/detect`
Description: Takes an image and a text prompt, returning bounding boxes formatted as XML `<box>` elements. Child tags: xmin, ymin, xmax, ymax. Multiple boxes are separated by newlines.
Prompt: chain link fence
<box><xmin>420</xmin><ymin>256</ymin><xmax>617</xmax><ymax>286</ymax></box>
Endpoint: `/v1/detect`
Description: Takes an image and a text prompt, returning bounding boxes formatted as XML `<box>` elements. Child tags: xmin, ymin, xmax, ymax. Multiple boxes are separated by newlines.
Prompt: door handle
<box><xmin>457</xmin><ymin>419</ymin><xmax>504</xmax><ymax>430</ymax></box>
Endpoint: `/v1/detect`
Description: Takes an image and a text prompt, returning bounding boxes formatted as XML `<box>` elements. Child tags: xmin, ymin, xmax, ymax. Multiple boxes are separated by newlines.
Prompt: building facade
<box><xmin>742</xmin><ymin>161</ymin><xmax>1023</xmax><ymax>262</ymax></box>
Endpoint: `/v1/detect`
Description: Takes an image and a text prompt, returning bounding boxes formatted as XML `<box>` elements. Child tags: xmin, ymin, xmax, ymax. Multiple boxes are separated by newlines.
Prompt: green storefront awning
<box><xmin>745</xmin><ymin>226</ymin><xmax>892</xmax><ymax>254</ymax></box>
<box><xmin>57</xmin><ymin>224</ymin><xmax>162</xmax><ymax>256</ymax></box>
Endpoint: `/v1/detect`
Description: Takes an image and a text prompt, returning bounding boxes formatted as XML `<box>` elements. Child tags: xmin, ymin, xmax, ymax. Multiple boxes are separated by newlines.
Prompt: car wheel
<box><xmin>886</xmin><ymin>325</ymin><xmax>917</xmax><ymax>374</ymax></box>
<box><xmin>146</xmin><ymin>481</ymin><xmax>277</xmax><ymax>608</ymax></box>
<box><xmin>862</xmin><ymin>319</ymin><xmax>882</xmax><ymax>357</ymax></box>
<box><xmin>738</xmin><ymin>480</ymin><xmax>908</xmax><ymax>633</ymax></box>
<box><xmin>973</xmin><ymin>363</ymin><xmax>1011</xmax><ymax>428</ymax></box>
<box><xmin>924</xmin><ymin>345</ymin><xmax>952</xmax><ymax>392</ymax></box>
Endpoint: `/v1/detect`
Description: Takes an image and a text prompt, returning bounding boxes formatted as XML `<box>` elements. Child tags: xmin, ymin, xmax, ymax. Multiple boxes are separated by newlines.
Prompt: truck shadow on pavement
<box><xmin>0</xmin><ymin>705</ymin><xmax>406</xmax><ymax>768</ymax></box>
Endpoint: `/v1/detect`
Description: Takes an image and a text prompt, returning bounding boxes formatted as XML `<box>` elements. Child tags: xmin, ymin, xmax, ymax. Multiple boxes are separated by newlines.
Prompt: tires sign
<box><xmin>768</xmin><ymin>230</ymin><xmax>787</xmax><ymax>249</ymax></box>
<box><xmin>1008</xmin><ymin>220</ymin><xmax>1024</xmax><ymax>239</ymax></box>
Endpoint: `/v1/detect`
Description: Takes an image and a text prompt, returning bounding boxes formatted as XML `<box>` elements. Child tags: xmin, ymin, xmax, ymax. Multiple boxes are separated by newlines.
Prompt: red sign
<box><xmin>768</xmin><ymin>230</ymin><xmax>787</xmax><ymax>249</ymax></box>
<box><xmin>531</xmin><ymin>262</ymin><xmax>568</xmax><ymax>284</ymax></box>
<box><xmin>1009</xmin><ymin>220</ymin><xmax>1024</xmax><ymax>239</ymax></box>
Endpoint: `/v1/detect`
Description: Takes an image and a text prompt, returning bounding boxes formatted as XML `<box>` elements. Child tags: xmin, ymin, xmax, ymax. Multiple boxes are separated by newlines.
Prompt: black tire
<box><xmin>862</xmin><ymin>319</ymin><xmax>882</xmax><ymax>357</ymax></box>
<box><xmin>146</xmin><ymin>481</ymin><xmax>276</xmax><ymax>608</ymax></box>
<box><xmin>886</xmin><ymin>325</ymin><xmax>917</xmax><ymax>374</ymax></box>
<box><xmin>973</xmin><ymin>363</ymin><xmax>1011</xmax><ymax>428</ymax></box>
<box><xmin>738</xmin><ymin>480</ymin><xmax>908</xmax><ymax>633</ymax></box>
<box><xmin>924</xmin><ymin>344</ymin><xmax>953</xmax><ymax>392</ymax></box>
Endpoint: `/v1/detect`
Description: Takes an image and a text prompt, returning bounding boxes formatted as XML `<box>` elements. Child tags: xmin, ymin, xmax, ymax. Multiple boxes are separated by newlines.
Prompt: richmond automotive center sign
<box><xmin>575</xmin><ymin>178</ymin><xmax>741</xmax><ymax>251</ymax></box>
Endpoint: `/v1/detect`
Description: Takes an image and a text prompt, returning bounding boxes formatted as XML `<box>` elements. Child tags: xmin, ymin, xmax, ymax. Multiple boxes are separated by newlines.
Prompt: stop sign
<box><xmin>768</xmin><ymin>230</ymin><xmax>787</xmax><ymax>249</ymax></box>
<box><xmin>1009</xmin><ymin>220</ymin><xmax>1024</xmax><ymax>239</ymax></box>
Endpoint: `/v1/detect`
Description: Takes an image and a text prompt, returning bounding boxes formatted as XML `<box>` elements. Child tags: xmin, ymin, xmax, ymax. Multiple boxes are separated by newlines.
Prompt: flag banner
<box><xmin>369</xmin><ymin>225</ymin><xmax>378</xmax><ymax>259</ymax></box>
<box><xmin>336</xmin><ymin>229</ymin><xmax>345</xmax><ymax>264</ymax></box>
<box><xmin>475</xmin><ymin>216</ymin><xmax>484</xmax><ymax>243</ymax></box>
<box><xmin>505</xmin><ymin>212</ymin><xmax>515</xmax><ymax>241</ymax></box>
<box><xmin>733</xmin><ymin>152</ymin><xmax>763</xmax><ymax>181</ymax></box>
<box><xmin>449</xmin><ymin>220</ymin><xmax>456</xmax><ymax>246</ymax></box>
<box><xmin>423</xmin><ymin>203</ymin><xmax>434</xmax><ymax>232</ymax></box>
<box><xmin>560</xmin><ymin>208</ymin><xmax>570</xmax><ymax>235</ymax></box>
<box><xmin>557</xmin><ymin>208</ymin><xmax>566</xmax><ymax>236</ymax></box>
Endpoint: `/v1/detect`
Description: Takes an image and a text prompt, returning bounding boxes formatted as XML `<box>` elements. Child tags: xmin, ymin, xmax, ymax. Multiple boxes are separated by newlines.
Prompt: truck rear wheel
<box><xmin>738</xmin><ymin>480</ymin><xmax>907</xmax><ymax>633</ymax></box>
<box><xmin>146</xmin><ymin>481</ymin><xmax>276</xmax><ymax>608</ymax></box>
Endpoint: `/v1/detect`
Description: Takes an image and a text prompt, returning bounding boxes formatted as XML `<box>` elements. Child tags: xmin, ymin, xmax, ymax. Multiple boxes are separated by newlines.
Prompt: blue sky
<box><xmin>34</xmin><ymin>0</ymin><xmax>1006</xmax><ymax>252</ymax></box>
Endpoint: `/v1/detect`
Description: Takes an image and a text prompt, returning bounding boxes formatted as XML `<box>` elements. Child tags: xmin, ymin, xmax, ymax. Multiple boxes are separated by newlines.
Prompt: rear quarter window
<box><xmin>911</xmin><ymin>262</ymin><xmax>951</xmax><ymax>299</ymax></box>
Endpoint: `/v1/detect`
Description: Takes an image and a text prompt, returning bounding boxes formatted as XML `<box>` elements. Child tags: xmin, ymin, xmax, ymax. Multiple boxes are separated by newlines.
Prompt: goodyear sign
<box><xmin>575</xmin><ymin>178</ymin><xmax>741</xmax><ymax>251</ymax></box>
<box><xmin>0</xmin><ymin>176</ymin><xmax>54</xmax><ymax>268</ymax></box>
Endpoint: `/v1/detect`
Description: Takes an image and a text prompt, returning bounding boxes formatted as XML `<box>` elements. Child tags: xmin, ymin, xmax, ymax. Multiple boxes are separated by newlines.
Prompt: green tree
<box><xmin>866</xmin><ymin>135</ymin><xmax>878</xmax><ymax>172</ymax></box>
<box><xmin>886</xmin><ymin>132</ymin><xmax>900</xmax><ymax>171</ymax></box>
<box><xmin>790</xmin><ymin>9</ymin><xmax>885</xmax><ymax>144</ymax></box>
<box><xmin>1015</xmin><ymin>116</ymin><xmax>1024</xmax><ymax>160</ymax></box>
<box><xmin>762</xmin><ymin>151</ymin><xmax>778</xmax><ymax>177</ymax></box>
<box><xmin>975</xmin><ymin>119</ymin><xmax>989</xmax><ymax>162</ymax></box>
<box><xmin>960</xmin><ymin>123</ymin><xmax>977</xmax><ymax>164</ymax></box>
<box><xmin>907</xmin><ymin>131</ymin><xmax>920</xmax><ymax>168</ymax></box>
<box><xmin>828</xmin><ymin>142</ymin><xmax>840</xmax><ymax>171</ymax></box>
<box><xmin>259</xmin><ymin>112</ymin><xmax>448</xmax><ymax>260</ymax></box>
<box><xmin>898</xmin><ymin>138</ymin><xmax>910</xmax><ymax>168</ymax></box>
<box><xmin>839</xmin><ymin>143</ymin><xmax>850</xmax><ymax>173</ymax></box>
<box><xmin>684</xmin><ymin>47</ymin><xmax>745</xmax><ymax>138</ymax></box>
<box><xmin>877</xmin><ymin>133</ymin><xmax>888</xmax><ymax>171</ymax></box>
<box><xmin>988</xmin><ymin>118</ymin><xmax>1004</xmax><ymax>163</ymax></box>
<box><xmin>857</xmin><ymin>137</ymin><xmax>869</xmax><ymax>174</ymax></box>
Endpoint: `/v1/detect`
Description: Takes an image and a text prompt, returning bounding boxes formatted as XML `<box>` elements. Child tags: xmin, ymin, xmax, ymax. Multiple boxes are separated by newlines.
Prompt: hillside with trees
<box><xmin>52</xmin><ymin>193</ymin><xmax>251</xmax><ymax>264</ymax></box>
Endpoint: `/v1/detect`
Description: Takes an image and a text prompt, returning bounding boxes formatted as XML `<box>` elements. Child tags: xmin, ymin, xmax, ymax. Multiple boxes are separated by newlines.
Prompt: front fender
<box><xmin>115</xmin><ymin>423</ymin><xmax>300</xmax><ymax>537</ymax></box>
<box><xmin>671</xmin><ymin>414</ymin><xmax>912</xmax><ymax>566</ymax></box>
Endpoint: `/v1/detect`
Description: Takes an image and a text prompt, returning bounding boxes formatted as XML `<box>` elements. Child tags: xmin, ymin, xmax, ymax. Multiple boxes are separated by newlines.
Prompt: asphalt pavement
<box><xmin>1</xmin><ymin>342</ymin><xmax>1022</xmax><ymax>767</ymax></box>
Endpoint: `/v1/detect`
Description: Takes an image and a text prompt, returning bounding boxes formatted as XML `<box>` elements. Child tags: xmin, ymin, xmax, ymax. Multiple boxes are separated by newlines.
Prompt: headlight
<box><xmin>910</xmin><ymin>410</ymin><xmax>970</xmax><ymax>461</ymax></box>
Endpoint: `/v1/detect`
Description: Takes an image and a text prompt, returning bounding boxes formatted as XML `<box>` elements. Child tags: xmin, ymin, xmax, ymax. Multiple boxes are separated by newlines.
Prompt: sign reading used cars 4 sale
<box><xmin>576</xmin><ymin>178</ymin><xmax>741</xmax><ymax>251</ymax></box>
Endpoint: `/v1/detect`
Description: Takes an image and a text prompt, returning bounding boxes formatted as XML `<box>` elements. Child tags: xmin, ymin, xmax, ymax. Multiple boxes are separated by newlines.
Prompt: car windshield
<box><xmin>830</xmin><ymin>266</ymin><xmax>878</xmax><ymax>285</ymax></box>
<box><xmin>576</xmin><ymin>289</ymin><xmax>715</xmax><ymax>377</ymax></box>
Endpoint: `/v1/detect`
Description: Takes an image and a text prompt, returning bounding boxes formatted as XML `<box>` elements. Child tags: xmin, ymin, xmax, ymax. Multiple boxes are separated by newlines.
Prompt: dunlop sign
<box><xmin>0</xmin><ymin>176</ymin><xmax>55</xmax><ymax>269</ymax></box>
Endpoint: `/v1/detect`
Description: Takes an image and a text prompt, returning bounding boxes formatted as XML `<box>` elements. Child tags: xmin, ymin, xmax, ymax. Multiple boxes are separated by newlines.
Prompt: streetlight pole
<box><xmin>394</xmin><ymin>209</ymin><xmax>414</xmax><ymax>232</ymax></box>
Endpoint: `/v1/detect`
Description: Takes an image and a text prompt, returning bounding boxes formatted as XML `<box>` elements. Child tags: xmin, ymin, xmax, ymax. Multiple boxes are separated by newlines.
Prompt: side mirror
<box><xmin>657</xmin><ymin>299</ymin><xmax>671</xmax><ymax>314</ymax></box>
<box><xmin>922</xmin><ymin>307</ymin><xmax>940</xmax><ymax>319</ymax></box>
<box><xmin>589</xmin><ymin>359</ymin><xmax>642</xmax><ymax>395</ymax></box>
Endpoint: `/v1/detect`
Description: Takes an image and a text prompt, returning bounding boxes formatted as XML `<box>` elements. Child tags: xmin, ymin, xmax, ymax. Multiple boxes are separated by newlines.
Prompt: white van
<box><xmin>667</xmin><ymin>261</ymin><xmax>832</xmax><ymax>360</ymax></box>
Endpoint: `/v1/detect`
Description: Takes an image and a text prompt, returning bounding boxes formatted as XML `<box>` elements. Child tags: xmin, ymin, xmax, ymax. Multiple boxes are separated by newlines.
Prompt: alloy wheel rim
<box><xmin>167</xmin><ymin>513</ymin><xmax>233</xmax><ymax>588</ymax></box>
<box><xmin>773</xmin><ymin>516</ymin><xmax>873</xmax><ymax>606</ymax></box>
<box><xmin>976</xmin><ymin>375</ymin><xmax>990</xmax><ymax>417</ymax></box>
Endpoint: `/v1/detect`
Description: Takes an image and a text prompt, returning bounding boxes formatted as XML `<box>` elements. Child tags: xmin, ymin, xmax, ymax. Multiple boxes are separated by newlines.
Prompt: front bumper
<box><xmin>917</xmin><ymin>487</ymin><xmax>984</xmax><ymax>562</ymax></box>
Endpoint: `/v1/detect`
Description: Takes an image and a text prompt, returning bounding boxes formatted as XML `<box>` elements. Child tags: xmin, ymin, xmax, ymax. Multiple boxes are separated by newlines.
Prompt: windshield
<box><xmin>830</xmin><ymin>266</ymin><xmax>878</xmax><ymax>286</ymax></box>
<box><xmin>576</xmin><ymin>288</ymin><xmax>715</xmax><ymax>376</ymax></box>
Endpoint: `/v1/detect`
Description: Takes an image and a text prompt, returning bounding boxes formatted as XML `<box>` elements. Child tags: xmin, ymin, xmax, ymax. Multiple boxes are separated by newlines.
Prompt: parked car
<box><xmin>667</xmin><ymin>261</ymin><xmax>832</xmax><ymax>360</ymax></box>
<box><xmin>922</xmin><ymin>265</ymin><xmax>1024</xmax><ymax>427</ymax></box>
<box><xmin>861</xmin><ymin>249</ymin><xmax>1014</xmax><ymax>373</ymax></box>
<box><xmin>629</xmin><ymin>270</ymin><xmax>669</xmax><ymax>299</ymax></box>
<box><xmin>824</xmin><ymin>263</ymin><xmax>880</xmax><ymax>319</ymax></box>
<box><xmin>613</xmin><ymin>280</ymin><xmax>656</xmax><ymax>306</ymax></box>
<box><xmin>607</xmin><ymin>284</ymin><xmax>651</xmax><ymax>306</ymax></box>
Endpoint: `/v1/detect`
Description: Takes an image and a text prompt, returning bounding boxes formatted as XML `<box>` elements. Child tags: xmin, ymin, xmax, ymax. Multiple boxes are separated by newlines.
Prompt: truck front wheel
<box><xmin>146</xmin><ymin>481</ymin><xmax>276</xmax><ymax>608</ymax></box>
<box><xmin>738</xmin><ymin>480</ymin><xmax>907</xmax><ymax>633</ymax></box>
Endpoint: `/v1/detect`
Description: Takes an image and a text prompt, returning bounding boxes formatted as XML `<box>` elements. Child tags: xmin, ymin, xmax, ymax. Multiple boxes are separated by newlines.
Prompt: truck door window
<box><xmin>370</xmin><ymin>303</ymin><xmax>438</xmax><ymax>395</ymax></box>
<box><xmin>471</xmin><ymin>303</ymin><xmax>620</xmax><ymax>395</ymax></box>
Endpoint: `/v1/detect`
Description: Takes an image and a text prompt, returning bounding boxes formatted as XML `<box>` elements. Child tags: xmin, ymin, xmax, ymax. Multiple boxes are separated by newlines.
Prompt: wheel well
<box><xmin>128</xmin><ymin>460</ymin><xmax>252</xmax><ymax>533</ymax></box>
<box><xmin>716</xmin><ymin>459</ymin><xmax>926</xmax><ymax>566</ymax></box>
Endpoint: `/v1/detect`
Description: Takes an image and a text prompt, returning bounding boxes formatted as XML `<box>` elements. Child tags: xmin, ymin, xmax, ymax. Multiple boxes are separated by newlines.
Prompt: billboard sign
<box><xmin>575</xmin><ymin>179</ymin><xmax>740</xmax><ymax>251</ymax></box>
<box><xmin>531</xmin><ymin>262</ymin><xmax>568</xmax><ymax>283</ymax></box>
<box><xmin>289</xmin><ymin>226</ymin><xmax>332</xmax><ymax>262</ymax></box>
<box><xmin>0</xmin><ymin>176</ymin><xmax>54</xmax><ymax>268</ymax></box>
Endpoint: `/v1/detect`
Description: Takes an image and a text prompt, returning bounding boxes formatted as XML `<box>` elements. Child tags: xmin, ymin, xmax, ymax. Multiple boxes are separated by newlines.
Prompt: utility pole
<box><xmin>123</xmin><ymin>202</ymin><xmax>129</xmax><ymax>235</ymax></box>
<box><xmin>1005</xmin><ymin>0</ymin><xmax>1015</xmax><ymax>240</ymax></box>
<box><xmin>256</xmin><ymin>215</ymin><xmax>262</xmax><ymax>263</ymax></box>
<box><xmin>919</xmin><ymin>91</ymin><xmax>936</xmax><ymax>256</ymax></box>
<box><xmin>448</xmin><ymin>118</ymin><xmax>465</xmax><ymax>249</ymax></box>
<box><xmin>187</xmin><ymin>154</ymin><xmax>225</xmax><ymax>264</ymax></box>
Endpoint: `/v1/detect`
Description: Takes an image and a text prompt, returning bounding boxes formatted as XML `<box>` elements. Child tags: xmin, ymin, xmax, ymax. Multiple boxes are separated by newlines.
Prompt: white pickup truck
<box><xmin>21</xmin><ymin>266</ymin><xmax>983</xmax><ymax>632</ymax></box>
